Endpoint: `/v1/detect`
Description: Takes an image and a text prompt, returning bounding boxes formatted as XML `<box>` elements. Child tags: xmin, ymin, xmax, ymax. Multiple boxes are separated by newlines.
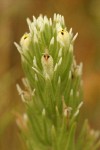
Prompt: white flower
<box><xmin>41</xmin><ymin>53</ymin><xmax>53</xmax><ymax>78</ymax></box>
<box><xmin>20</xmin><ymin>33</ymin><xmax>31</xmax><ymax>50</ymax></box>
<box><xmin>57</xmin><ymin>28</ymin><xmax>70</xmax><ymax>47</ymax></box>
<box><xmin>56</xmin><ymin>23</ymin><xmax>62</xmax><ymax>32</ymax></box>
<box><xmin>75</xmin><ymin>63</ymin><xmax>83</xmax><ymax>76</ymax></box>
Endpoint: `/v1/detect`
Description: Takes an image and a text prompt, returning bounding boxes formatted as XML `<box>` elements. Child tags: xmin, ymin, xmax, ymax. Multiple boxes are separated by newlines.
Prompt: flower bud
<box><xmin>41</xmin><ymin>53</ymin><xmax>53</xmax><ymax>78</ymax></box>
<box><xmin>57</xmin><ymin>28</ymin><xmax>70</xmax><ymax>47</ymax></box>
<box><xmin>20</xmin><ymin>33</ymin><xmax>31</xmax><ymax>50</ymax></box>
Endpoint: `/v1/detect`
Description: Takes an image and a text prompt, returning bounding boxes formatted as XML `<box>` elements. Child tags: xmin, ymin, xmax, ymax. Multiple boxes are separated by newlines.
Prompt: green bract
<box><xmin>15</xmin><ymin>14</ymin><xmax>100</xmax><ymax>150</ymax></box>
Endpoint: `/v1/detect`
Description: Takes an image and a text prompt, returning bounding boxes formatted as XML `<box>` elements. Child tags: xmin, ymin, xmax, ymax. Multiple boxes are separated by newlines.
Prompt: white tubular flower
<box><xmin>57</xmin><ymin>28</ymin><xmax>70</xmax><ymax>47</ymax></box>
<box><xmin>75</xmin><ymin>63</ymin><xmax>83</xmax><ymax>77</ymax></box>
<box><xmin>63</xmin><ymin>107</ymin><xmax>72</xmax><ymax>117</ymax></box>
<box><xmin>54</xmin><ymin>14</ymin><xmax>65</xmax><ymax>25</ymax></box>
<box><xmin>41</xmin><ymin>53</ymin><xmax>53</xmax><ymax>78</ymax></box>
<box><xmin>20</xmin><ymin>33</ymin><xmax>31</xmax><ymax>50</ymax></box>
<box><xmin>56</xmin><ymin>23</ymin><xmax>62</xmax><ymax>32</ymax></box>
<box><xmin>44</xmin><ymin>16</ymin><xmax>49</xmax><ymax>25</ymax></box>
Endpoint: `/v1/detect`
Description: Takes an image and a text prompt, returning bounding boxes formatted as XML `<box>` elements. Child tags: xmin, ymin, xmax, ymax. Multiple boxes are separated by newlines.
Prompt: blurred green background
<box><xmin>0</xmin><ymin>0</ymin><xmax>100</xmax><ymax>149</ymax></box>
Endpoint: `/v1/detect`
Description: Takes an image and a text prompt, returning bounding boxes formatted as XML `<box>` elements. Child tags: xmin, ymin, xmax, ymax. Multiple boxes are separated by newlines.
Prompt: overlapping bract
<box><xmin>15</xmin><ymin>14</ymin><xmax>100</xmax><ymax>150</ymax></box>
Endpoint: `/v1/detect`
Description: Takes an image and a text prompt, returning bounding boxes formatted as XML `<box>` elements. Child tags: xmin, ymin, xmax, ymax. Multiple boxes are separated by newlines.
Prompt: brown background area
<box><xmin>0</xmin><ymin>0</ymin><xmax>100</xmax><ymax>149</ymax></box>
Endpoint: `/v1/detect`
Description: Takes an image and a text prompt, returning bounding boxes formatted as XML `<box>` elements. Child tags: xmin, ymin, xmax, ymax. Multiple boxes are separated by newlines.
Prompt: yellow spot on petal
<box><xmin>20</xmin><ymin>33</ymin><xmax>31</xmax><ymax>50</ymax></box>
<box><xmin>23</xmin><ymin>33</ymin><xmax>29</xmax><ymax>40</ymax></box>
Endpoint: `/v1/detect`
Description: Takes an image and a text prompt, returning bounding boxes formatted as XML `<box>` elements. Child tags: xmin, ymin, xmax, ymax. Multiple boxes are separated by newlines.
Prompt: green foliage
<box><xmin>15</xmin><ymin>14</ymin><xmax>100</xmax><ymax>150</ymax></box>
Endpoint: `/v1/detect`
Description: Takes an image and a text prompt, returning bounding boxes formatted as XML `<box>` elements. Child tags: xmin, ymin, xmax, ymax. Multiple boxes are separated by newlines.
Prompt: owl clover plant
<box><xmin>15</xmin><ymin>14</ymin><xmax>100</xmax><ymax>150</ymax></box>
